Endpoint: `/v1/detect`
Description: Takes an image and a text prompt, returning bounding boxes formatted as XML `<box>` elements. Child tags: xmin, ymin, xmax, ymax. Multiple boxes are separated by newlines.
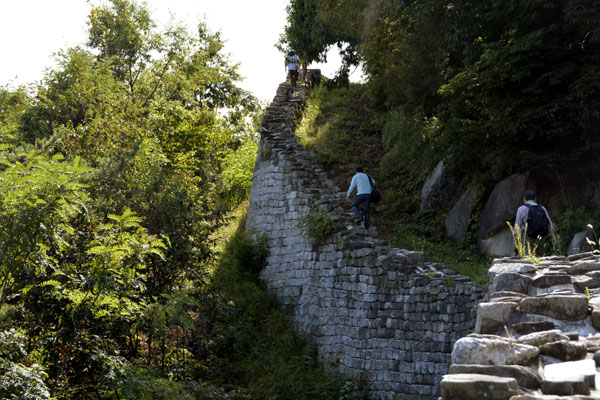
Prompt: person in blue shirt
<box><xmin>286</xmin><ymin>54</ymin><xmax>299</xmax><ymax>91</ymax></box>
<box><xmin>346</xmin><ymin>166</ymin><xmax>374</xmax><ymax>228</ymax></box>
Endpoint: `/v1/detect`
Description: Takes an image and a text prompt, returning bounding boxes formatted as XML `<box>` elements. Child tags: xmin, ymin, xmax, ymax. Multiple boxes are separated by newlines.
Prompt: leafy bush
<box><xmin>0</xmin><ymin>329</ymin><xmax>50</xmax><ymax>400</ymax></box>
<box><xmin>297</xmin><ymin>208</ymin><xmax>335</xmax><ymax>244</ymax></box>
<box><xmin>0</xmin><ymin>152</ymin><xmax>92</xmax><ymax>305</ymax></box>
<box><xmin>0</xmin><ymin>362</ymin><xmax>50</xmax><ymax>400</ymax></box>
<box><xmin>224</xmin><ymin>231</ymin><xmax>270</xmax><ymax>276</ymax></box>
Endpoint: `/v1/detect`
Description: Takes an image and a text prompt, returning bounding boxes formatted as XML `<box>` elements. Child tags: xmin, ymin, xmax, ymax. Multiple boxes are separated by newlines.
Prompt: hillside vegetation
<box><xmin>281</xmin><ymin>0</ymin><xmax>600</xmax><ymax>268</ymax></box>
<box><xmin>0</xmin><ymin>0</ymin><xmax>357</xmax><ymax>398</ymax></box>
<box><xmin>295</xmin><ymin>83</ymin><xmax>491</xmax><ymax>283</ymax></box>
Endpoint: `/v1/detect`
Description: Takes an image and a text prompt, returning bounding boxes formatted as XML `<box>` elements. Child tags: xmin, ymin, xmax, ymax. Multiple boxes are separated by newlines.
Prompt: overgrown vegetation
<box><xmin>281</xmin><ymin>0</ymin><xmax>600</xmax><ymax>276</ymax></box>
<box><xmin>295</xmin><ymin>84</ymin><xmax>491</xmax><ymax>283</ymax></box>
<box><xmin>297</xmin><ymin>207</ymin><xmax>336</xmax><ymax>244</ymax></box>
<box><xmin>0</xmin><ymin>0</ymin><xmax>353</xmax><ymax>397</ymax></box>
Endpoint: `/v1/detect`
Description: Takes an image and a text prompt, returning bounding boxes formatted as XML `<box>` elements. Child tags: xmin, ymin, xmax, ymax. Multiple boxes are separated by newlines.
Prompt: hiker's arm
<box><xmin>346</xmin><ymin>177</ymin><xmax>357</xmax><ymax>200</ymax></box>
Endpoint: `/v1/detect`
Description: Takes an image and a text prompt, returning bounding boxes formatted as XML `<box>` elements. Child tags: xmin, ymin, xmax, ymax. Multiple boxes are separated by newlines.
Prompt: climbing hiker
<box><xmin>515</xmin><ymin>190</ymin><xmax>557</xmax><ymax>256</ymax></box>
<box><xmin>346</xmin><ymin>166</ymin><xmax>375</xmax><ymax>229</ymax></box>
<box><xmin>285</xmin><ymin>54</ymin><xmax>299</xmax><ymax>92</ymax></box>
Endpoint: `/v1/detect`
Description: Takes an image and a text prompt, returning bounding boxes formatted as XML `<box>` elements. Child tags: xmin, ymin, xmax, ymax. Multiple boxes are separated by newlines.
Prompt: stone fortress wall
<box><xmin>246</xmin><ymin>71</ymin><xmax>486</xmax><ymax>399</ymax></box>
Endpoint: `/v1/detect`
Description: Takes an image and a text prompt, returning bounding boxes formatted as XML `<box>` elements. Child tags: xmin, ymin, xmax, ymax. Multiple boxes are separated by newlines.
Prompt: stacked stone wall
<box><xmin>441</xmin><ymin>254</ymin><xmax>600</xmax><ymax>399</ymax></box>
<box><xmin>246</xmin><ymin>71</ymin><xmax>486</xmax><ymax>399</ymax></box>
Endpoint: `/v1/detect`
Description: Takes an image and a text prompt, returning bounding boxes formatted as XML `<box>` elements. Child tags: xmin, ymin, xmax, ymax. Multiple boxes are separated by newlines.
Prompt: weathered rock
<box><xmin>452</xmin><ymin>335</ymin><xmax>539</xmax><ymax>366</ymax></box>
<box><xmin>544</xmin><ymin>359</ymin><xmax>596</xmax><ymax>390</ymax></box>
<box><xmin>448</xmin><ymin>364</ymin><xmax>541</xmax><ymax>389</ymax></box>
<box><xmin>568</xmin><ymin>230</ymin><xmax>593</xmax><ymax>255</ymax></box>
<box><xmin>513</xmin><ymin>321</ymin><xmax>556</xmax><ymax>334</ymax></box>
<box><xmin>440</xmin><ymin>373</ymin><xmax>520</xmax><ymax>400</ymax></box>
<box><xmin>489</xmin><ymin>262</ymin><xmax>536</xmax><ymax>282</ymax></box>
<box><xmin>479</xmin><ymin>227</ymin><xmax>518</xmax><ymax>257</ymax></box>
<box><xmin>539</xmin><ymin>340</ymin><xmax>587</xmax><ymax>361</ymax></box>
<box><xmin>591</xmin><ymin>306</ymin><xmax>600</xmax><ymax>331</ymax></box>
<box><xmin>475</xmin><ymin>302</ymin><xmax>517</xmax><ymax>334</ymax></box>
<box><xmin>478</xmin><ymin>173</ymin><xmax>529</xmax><ymax>250</ymax></box>
<box><xmin>516</xmin><ymin>330</ymin><xmax>570</xmax><ymax>347</ymax></box>
<box><xmin>573</xmin><ymin>275</ymin><xmax>600</xmax><ymax>292</ymax></box>
<box><xmin>531</xmin><ymin>273</ymin><xmax>572</xmax><ymax>288</ymax></box>
<box><xmin>490</xmin><ymin>296</ymin><xmax>524</xmax><ymax>303</ymax></box>
<box><xmin>587</xmin><ymin>270</ymin><xmax>600</xmax><ymax>279</ymax></box>
<box><xmin>528</xmin><ymin>283</ymin><xmax>575</xmax><ymax>297</ymax></box>
<box><xmin>494</xmin><ymin>272</ymin><xmax>532</xmax><ymax>295</ymax></box>
<box><xmin>567</xmin><ymin>261</ymin><xmax>600</xmax><ymax>275</ymax></box>
<box><xmin>491</xmin><ymin>291</ymin><xmax>528</xmax><ymax>300</ymax></box>
<box><xmin>583</xmin><ymin>334</ymin><xmax>600</xmax><ymax>352</ymax></box>
<box><xmin>566</xmin><ymin>332</ymin><xmax>580</xmax><ymax>341</ymax></box>
<box><xmin>518</xmin><ymin>295</ymin><xmax>588</xmax><ymax>321</ymax></box>
<box><xmin>567</xmin><ymin>251</ymin><xmax>598</xmax><ymax>262</ymax></box>
<box><xmin>594</xmin><ymin>351</ymin><xmax>600</xmax><ymax>367</ymax></box>
<box><xmin>445</xmin><ymin>186</ymin><xmax>478</xmax><ymax>241</ymax></box>
<box><xmin>541</xmin><ymin>375</ymin><xmax>590</xmax><ymax>396</ymax></box>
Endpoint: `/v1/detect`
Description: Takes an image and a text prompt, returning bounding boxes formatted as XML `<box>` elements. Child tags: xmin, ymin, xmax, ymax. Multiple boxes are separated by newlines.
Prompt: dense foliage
<box><xmin>281</xmin><ymin>0</ymin><xmax>600</xmax><ymax>263</ymax></box>
<box><xmin>0</xmin><ymin>0</ymin><xmax>354</xmax><ymax>398</ymax></box>
<box><xmin>281</xmin><ymin>0</ymin><xmax>600</xmax><ymax>178</ymax></box>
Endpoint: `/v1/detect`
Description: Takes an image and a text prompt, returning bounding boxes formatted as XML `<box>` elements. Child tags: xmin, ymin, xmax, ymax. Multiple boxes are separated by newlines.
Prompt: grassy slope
<box><xmin>199</xmin><ymin>202</ymin><xmax>362</xmax><ymax>399</ymax></box>
<box><xmin>295</xmin><ymin>83</ymin><xmax>491</xmax><ymax>284</ymax></box>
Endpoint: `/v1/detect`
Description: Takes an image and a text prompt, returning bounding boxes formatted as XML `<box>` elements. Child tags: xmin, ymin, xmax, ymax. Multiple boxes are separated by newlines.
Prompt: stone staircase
<box><xmin>246</xmin><ymin>70</ymin><xmax>485</xmax><ymax>399</ymax></box>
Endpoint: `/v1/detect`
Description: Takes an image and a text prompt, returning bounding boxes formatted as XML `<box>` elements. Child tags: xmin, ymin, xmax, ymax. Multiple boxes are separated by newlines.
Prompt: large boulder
<box><xmin>478</xmin><ymin>173</ymin><xmax>530</xmax><ymax>254</ymax></box>
<box><xmin>568</xmin><ymin>230</ymin><xmax>593</xmax><ymax>255</ymax></box>
<box><xmin>479</xmin><ymin>227</ymin><xmax>517</xmax><ymax>257</ymax></box>
<box><xmin>445</xmin><ymin>186</ymin><xmax>478</xmax><ymax>241</ymax></box>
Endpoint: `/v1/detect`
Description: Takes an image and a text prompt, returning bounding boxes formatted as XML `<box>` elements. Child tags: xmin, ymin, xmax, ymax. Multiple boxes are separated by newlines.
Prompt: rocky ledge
<box><xmin>440</xmin><ymin>252</ymin><xmax>600</xmax><ymax>399</ymax></box>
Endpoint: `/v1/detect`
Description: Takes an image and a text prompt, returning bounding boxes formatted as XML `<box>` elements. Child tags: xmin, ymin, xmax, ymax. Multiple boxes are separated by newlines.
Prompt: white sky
<box><xmin>0</xmin><ymin>0</ymin><xmax>362</xmax><ymax>102</ymax></box>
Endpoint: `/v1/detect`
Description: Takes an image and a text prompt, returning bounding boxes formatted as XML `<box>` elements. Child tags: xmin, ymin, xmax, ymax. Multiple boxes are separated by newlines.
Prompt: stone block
<box><xmin>567</xmin><ymin>261</ymin><xmax>600</xmax><ymax>275</ymax></box>
<box><xmin>448</xmin><ymin>364</ymin><xmax>541</xmax><ymax>389</ymax></box>
<box><xmin>494</xmin><ymin>272</ymin><xmax>532</xmax><ymax>294</ymax></box>
<box><xmin>539</xmin><ymin>340</ymin><xmax>588</xmax><ymax>362</ymax></box>
<box><xmin>475</xmin><ymin>302</ymin><xmax>517</xmax><ymax>334</ymax></box>
<box><xmin>440</xmin><ymin>373</ymin><xmax>520</xmax><ymax>400</ymax></box>
<box><xmin>517</xmin><ymin>330</ymin><xmax>570</xmax><ymax>347</ymax></box>
<box><xmin>531</xmin><ymin>273</ymin><xmax>572</xmax><ymax>288</ymax></box>
<box><xmin>545</xmin><ymin>359</ymin><xmax>596</xmax><ymax>389</ymax></box>
<box><xmin>518</xmin><ymin>294</ymin><xmax>588</xmax><ymax>321</ymax></box>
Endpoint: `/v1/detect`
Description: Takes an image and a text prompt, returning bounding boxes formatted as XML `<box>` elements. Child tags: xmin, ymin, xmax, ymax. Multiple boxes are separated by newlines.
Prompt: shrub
<box><xmin>224</xmin><ymin>231</ymin><xmax>270</xmax><ymax>276</ymax></box>
<box><xmin>297</xmin><ymin>207</ymin><xmax>335</xmax><ymax>244</ymax></box>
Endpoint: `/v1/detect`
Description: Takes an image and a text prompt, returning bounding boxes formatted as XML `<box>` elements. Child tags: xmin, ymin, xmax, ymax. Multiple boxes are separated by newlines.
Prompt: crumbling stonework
<box><xmin>246</xmin><ymin>71</ymin><xmax>485</xmax><ymax>399</ymax></box>
<box><xmin>442</xmin><ymin>253</ymin><xmax>600</xmax><ymax>399</ymax></box>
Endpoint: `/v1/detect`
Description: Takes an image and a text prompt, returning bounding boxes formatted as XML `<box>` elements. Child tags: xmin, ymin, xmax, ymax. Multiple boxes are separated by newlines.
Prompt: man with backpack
<box><xmin>515</xmin><ymin>190</ymin><xmax>557</xmax><ymax>256</ymax></box>
<box><xmin>346</xmin><ymin>166</ymin><xmax>377</xmax><ymax>229</ymax></box>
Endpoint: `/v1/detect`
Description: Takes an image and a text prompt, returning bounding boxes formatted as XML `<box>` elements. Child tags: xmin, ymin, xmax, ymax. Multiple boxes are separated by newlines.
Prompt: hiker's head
<box><xmin>524</xmin><ymin>191</ymin><xmax>537</xmax><ymax>201</ymax></box>
<box><xmin>356</xmin><ymin>166</ymin><xmax>364</xmax><ymax>173</ymax></box>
